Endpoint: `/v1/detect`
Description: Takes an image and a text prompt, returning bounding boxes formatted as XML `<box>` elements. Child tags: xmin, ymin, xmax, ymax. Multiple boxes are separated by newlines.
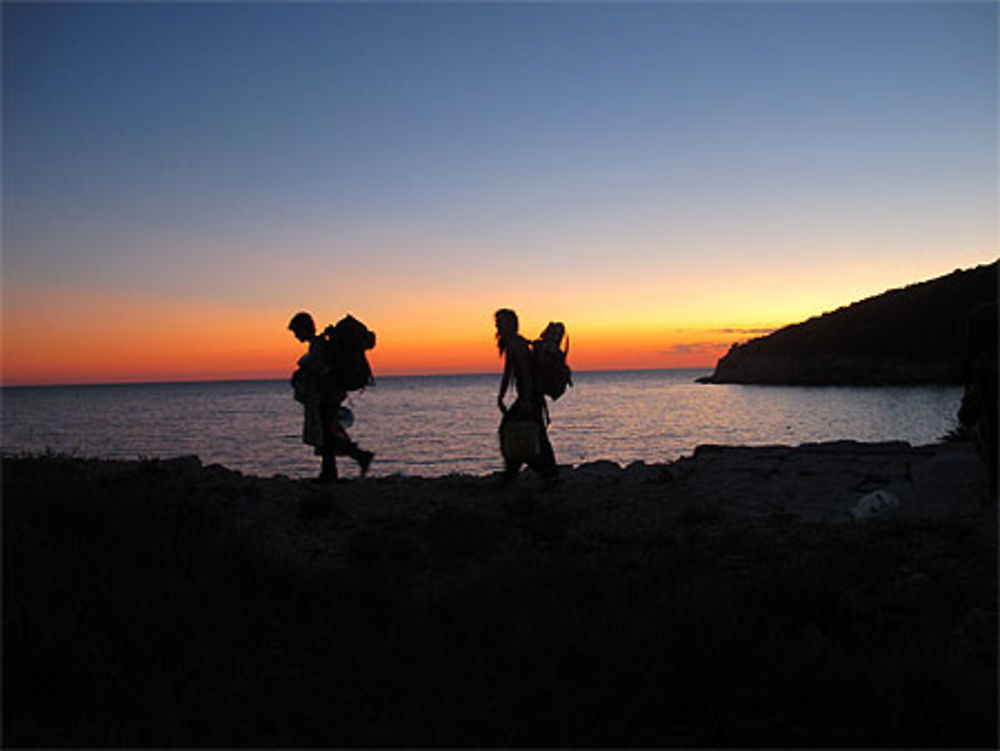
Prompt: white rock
<box><xmin>850</xmin><ymin>489</ymin><xmax>900</xmax><ymax>520</ymax></box>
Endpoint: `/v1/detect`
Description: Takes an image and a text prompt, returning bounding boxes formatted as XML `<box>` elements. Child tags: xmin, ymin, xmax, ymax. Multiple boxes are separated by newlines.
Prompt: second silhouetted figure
<box><xmin>495</xmin><ymin>308</ymin><xmax>571</xmax><ymax>481</ymax></box>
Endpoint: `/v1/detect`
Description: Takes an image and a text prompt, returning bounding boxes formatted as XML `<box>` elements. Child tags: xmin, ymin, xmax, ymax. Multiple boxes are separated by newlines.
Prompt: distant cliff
<box><xmin>701</xmin><ymin>261</ymin><xmax>998</xmax><ymax>385</ymax></box>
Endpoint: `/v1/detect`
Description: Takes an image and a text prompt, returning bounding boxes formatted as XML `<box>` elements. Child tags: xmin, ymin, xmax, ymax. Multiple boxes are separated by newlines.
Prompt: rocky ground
<box><xmin>153</xmin><ymin>439</ymin><xmax>987</xmax><ymax>576</ymax></box>
<box><xmin>670</xmin><ymin>439</ymin><xmax>985</xmax><ymax>520</ymax></box>
<box><xmin>5</xmin><ymin>441</ymin><xmax>996</xmax><ymax>747</ymax></box>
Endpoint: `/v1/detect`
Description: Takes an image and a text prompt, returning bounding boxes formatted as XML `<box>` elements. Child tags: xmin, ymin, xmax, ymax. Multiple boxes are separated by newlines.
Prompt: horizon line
<box><xmin>1</xmin><ymin>365</ymin><xmax>715</xmax><ymax>390</ymax></box>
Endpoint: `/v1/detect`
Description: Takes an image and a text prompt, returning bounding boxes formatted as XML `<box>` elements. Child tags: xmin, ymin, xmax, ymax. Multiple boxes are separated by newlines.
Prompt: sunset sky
<box><xmin>3</xmin><ymin>1</ymin><xmax>996</xmax><ymax>386</ymax></box>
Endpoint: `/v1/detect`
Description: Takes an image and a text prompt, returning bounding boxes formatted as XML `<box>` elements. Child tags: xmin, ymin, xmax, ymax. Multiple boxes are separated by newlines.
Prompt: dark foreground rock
<box><xmin>4</xmin><ymin>444</ymin><xmax>996</xmax><ymax>748</ymax></box>
<box><xmin>188</xmin><ymin>440</ymin><xmax>988</xmax><ymax>572</ymax></box>
<box><xmin>670</xmin><ymin>440</ymin><xmax>985</xmax><ymax>522</ymax></box>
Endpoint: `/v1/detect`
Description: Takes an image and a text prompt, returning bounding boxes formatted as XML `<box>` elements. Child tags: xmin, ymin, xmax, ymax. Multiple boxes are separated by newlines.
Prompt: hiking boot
<box><xmin>315</xmin><ymin>459</ymin><xmax>338</xmax><ymax>484</ymax></box>
<box><xmin>357</xmin><ymin>450</ymin><xmax>375</xmax><ymax>478</ymax></box>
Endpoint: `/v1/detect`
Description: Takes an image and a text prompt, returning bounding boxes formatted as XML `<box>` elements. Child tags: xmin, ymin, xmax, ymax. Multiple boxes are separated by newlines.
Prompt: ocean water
<box><xmin>1</xmin><ymin>369</ymin><xmax>963</xmax><ymax>479</ymax></box>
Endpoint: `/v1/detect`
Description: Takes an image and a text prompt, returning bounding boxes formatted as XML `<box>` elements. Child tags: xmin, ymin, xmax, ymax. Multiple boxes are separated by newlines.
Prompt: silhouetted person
<box><xmin>957</xmin><ymin>301</ymin><xmax>997</xmax><ymax>505</ymax></box>
<box><xmin>495</xmin><ymin>308</ymin><xmax>558</xmax><ymax>480</ymax></box>
<box><xmin>288</xmin><ymin>311</ymin><xmax>374</xmax><ymax>484</ymax></box>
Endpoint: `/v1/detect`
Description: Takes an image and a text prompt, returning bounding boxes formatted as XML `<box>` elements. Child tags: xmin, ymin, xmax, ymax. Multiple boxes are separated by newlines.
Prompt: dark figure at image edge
<box><xmin>495</xmin><ymin>308</ymin><xmax>559</xmax><ymax>480</ymax></box>
<box><xmin>288</xmin><ymin>311</ymin><xmax>374</xmax><ymax>483</ymax></box>
<box><xmin>957</xmin><ymin>300</ymin><xmax>998</xmax><ymax>505</ymax></box>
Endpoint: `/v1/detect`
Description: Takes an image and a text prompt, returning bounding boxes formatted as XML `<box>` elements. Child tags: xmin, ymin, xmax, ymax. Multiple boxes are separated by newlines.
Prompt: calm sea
<box><xmin>1</xmin><ymin>369</ymin><xmax>963</xmax><ymax>479</ymax></box>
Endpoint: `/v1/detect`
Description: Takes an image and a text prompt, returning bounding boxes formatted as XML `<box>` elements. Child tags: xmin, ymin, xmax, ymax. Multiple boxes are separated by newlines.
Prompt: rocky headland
<box><xmin>700</xmin><ymin>261</ymin><xmax>998</xmax><ymax>385</ymax></box>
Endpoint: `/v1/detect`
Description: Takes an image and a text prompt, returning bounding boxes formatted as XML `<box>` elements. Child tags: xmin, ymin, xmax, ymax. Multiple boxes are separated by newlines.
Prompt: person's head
<box><xmin>288</xmin><ymin>311</ymin><xmax>316</xmax><ymax>342</ymax></box>
<box><xmin>494</xmin><ymin>308</ymin><xmax>518</xmax><ymax>354</ymax></box>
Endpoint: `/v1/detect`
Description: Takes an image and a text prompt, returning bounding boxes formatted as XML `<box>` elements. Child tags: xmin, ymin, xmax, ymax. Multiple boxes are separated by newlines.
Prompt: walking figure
<box><xmin>288</xmin><ymin>311</ymin><xmax>375</xmax><ymax>483</ymax></box>
<box><xmin>495</xmin><ymin>308</ymin><xmax>570</xmax><ymax>481</ymax></box>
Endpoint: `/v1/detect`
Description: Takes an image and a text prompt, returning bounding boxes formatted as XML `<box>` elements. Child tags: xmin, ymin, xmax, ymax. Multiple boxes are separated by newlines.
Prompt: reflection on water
<box><xmin>2</xmin><ymin>370</ymin><xmax>962</xmax><ymax>479</ymax></box>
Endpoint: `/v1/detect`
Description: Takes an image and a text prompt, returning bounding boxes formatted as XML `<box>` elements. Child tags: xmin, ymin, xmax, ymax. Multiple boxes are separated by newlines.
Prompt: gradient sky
<box><xmin>3</xmin><ymin>1</ymin><xmax>997</xmax><ymax>385</ymax></box>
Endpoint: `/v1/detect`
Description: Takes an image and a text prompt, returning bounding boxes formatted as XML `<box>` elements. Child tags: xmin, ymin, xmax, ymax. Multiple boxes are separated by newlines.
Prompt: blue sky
<box><xmin>3</xmin><ymin>1</ymin><xmax>997</xmax><ymax>383</ymax></box>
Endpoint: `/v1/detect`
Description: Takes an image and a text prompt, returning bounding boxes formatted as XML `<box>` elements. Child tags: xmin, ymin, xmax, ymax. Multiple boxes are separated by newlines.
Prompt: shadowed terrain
<box><xmin>4</xmin><ymin>450</ymin><xmax>996</xmax><ymax>747</ymax></box>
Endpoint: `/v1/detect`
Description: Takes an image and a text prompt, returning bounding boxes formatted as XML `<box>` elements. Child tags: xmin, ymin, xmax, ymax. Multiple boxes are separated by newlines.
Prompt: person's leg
<box><xmin>529</xmin><ymin>426</ymin><xmax>558</xmax><ymax>479</ymax></box>
<box><xmin>316</xmin><ymin>398</ymin><xmax>340</xmax><ymax>483</ymax></box>
<box><xmin>328</xmin><ymin>423</ymin><xmax>374</xmax><ymax>477</ymax></box>
<box><xmin>349</xmin><ymin>443</ymin><xmax>375</xmax><ymax>477</ymax></box>
<box><xmin>317</xmin><ymin>451</ymin><xmax>338</xmax><ymax>483</ymax></box>
<box><xmin>498</xmin><ymin>412</ymin><xmax>522</xmax><ymax>480</ymax></box>
<box><xmin>503</xmin><ymin>453</ymin><xmax>522</xmax><ymax>480</ymax></box>
<box><xmin>524</xmin><ymin>396</ymin><xmax>557</xmax><ymax>479</ymax></box>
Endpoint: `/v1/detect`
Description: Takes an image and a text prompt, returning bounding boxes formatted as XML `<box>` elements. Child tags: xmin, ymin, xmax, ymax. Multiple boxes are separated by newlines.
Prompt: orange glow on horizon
<box><xmin>1</xmin><ymin>281</ymin><xmax>783</xmax><ymax>386</ymax></box>
<box><xmin>10</xmin><ymin>249</ymin><xmax>991</xmax><ymax>386</ymax></box>
<box><xmin>2</xmin><ymin>314</ymin><xmax>753</xmax><ymax>387</ymax></box>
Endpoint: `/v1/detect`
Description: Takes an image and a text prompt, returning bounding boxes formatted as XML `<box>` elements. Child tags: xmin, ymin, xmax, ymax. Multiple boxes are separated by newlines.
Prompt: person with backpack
<box><xmin>288</xmin><ymin>311</ymin><xmax>375</xmax><ymax>484</ymax></box>
<box><xmin>494</xmin><ymin>308</ymin><xmax>563</xmax><ymax>481</ymax></box>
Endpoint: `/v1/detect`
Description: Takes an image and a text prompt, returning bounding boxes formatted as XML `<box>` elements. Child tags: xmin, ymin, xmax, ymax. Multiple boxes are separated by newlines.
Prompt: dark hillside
<box><xmin>704</xmin><ymin>261</ymin><xmax>998</xmax><ymax>384</ymax></box>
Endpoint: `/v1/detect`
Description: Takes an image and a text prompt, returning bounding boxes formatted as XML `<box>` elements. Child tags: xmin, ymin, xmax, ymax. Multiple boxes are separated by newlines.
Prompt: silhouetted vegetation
<box><xmin>707</xmin><ymin>261</ymin><xmax>998</xmax><ymax>384</ymax></box>
<box><xmin>5</xmin><ymin>455</ymin><xmax>996</xmax><ymax>747</ymax></box>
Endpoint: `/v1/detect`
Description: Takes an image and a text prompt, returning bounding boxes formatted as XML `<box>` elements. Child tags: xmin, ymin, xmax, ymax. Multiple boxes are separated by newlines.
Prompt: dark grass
<box><xmin>4</xmin><ymin>455</ymin><xmax>997</xmax><ymax>747</ymax></box>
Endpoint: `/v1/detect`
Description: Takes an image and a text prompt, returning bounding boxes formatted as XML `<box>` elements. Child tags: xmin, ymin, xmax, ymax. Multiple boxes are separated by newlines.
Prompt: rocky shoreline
<box><xmin>5</xmin><ymin>439</ymin><xmax>997</xmax><ymax>747</ymax></box>
<box><xmin>47</xmin><ymin>438</ymin><xmax>985</xmax><ymax>577</ymax></box>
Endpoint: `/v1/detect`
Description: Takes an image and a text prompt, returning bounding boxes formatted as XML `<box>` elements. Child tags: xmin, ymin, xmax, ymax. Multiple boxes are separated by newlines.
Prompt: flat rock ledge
<box><xmin>666</xmin><ymin>440</ymin><xmax>983</xmax><ymax>522</ymax></box>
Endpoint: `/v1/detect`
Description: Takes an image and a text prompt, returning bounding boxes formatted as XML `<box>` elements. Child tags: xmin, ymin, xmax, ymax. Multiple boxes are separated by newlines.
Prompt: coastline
<box><xmin>132</xmin><ymin>439</ymin><xmax>989</xmax><ymax>573</ymax></box>
<box><xmin>5</xmin><ymin>440</ymin><xmax>996</xmax><ymax>746</ymax></box>
<box><xmin>2</xmin><ymin>371</ymin><xmax>965</xmax><ymax>481</ymax></box>
<box><xmin>6</xmin><ymin>439</ymin><xmax>987</xmax><ymax>574</ymax></box>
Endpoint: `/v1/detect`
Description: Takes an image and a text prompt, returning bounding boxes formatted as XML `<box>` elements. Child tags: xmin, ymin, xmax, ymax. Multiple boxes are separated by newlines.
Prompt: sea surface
<box><xmin>1</xmin><ymin>369</ymin><xmax>964</xmax><ymax>479</ymax></box>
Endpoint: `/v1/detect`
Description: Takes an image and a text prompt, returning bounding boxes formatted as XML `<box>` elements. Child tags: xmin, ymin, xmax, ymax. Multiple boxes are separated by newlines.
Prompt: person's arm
<box><xmin>513</xmin><ymin>338</ymin><xmax>534</xmax><ymax>396</ymax></box>
<box><xmin>497</xmin><ymin>355</ymin><xmax>511</xmax><ymax>413</ymax></box>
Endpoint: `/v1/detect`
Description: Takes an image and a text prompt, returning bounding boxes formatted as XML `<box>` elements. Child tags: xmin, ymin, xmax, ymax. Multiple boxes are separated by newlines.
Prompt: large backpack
<box><xmin>321</xmin><ymin>314</ymin><xmax>376</xmax><ymax>392</ymax></box>
<box><xmin>531</xmin><ymin>322</ymin><xmax>572</xmax><ymax>400</ymax></box>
